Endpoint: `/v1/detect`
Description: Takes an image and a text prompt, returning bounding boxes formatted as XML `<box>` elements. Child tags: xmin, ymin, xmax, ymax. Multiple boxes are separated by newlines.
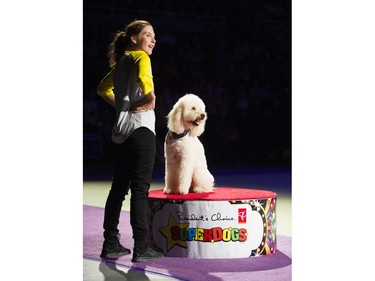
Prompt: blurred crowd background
<box><xmin>83</xmin><ymin>0</ymin><xmax>291</xmax><ymax>177</ymax></box>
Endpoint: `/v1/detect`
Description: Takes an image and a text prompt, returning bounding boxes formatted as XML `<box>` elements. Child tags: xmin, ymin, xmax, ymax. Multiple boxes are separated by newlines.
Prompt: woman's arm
<box><xmin>131</xmin><ymin>52</ymin><xmax>155</xmax><ymax>112</ymax></box>
<box><xmin>131</xmin><ymin>90</ymin><xmax>156</xmax><ymax>112</ymax></box>
<box><xmin>97</xmin><ymin>69</ymin><xmax>115</xmax><ymax>107</ymax></box>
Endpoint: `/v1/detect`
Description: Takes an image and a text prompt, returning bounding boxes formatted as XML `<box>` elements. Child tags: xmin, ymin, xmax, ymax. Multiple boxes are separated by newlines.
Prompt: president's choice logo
<box><xmin>238</xmin><ymin>208</ymin><xmax>247</xmax><ymax>223</ymax></box>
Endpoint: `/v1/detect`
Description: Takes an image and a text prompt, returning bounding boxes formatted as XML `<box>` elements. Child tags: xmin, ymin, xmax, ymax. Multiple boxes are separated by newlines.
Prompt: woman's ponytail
<box><xmin>108</xmin><ymin>31</ymin><xmax>129</xmax><ymax>68</ymax></box>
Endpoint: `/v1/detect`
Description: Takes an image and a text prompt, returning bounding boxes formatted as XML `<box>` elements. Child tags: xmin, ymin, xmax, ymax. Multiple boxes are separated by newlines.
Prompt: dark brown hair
<box><xmin>107</xmin><ymin>20</ymin><xmax>151</xmax><ymax>68</ymax></box>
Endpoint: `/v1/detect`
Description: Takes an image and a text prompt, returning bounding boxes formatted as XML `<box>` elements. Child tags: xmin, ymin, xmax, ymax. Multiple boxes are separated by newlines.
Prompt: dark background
<box><xmin>83</xmin><ymin>0</ymin><xmax>291</xmax><ymax>179</ymax></box>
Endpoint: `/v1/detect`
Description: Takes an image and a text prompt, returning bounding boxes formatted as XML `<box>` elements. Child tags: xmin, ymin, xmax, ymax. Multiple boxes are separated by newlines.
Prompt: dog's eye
<box><xmin>192</xmin><ymin>107</ymin><xmax>196</xmax><ymax>110</ymax></box>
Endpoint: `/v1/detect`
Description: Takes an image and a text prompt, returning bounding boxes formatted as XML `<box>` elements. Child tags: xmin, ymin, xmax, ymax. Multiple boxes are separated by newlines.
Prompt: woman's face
<box><xmin>131</xmin><ymin>25</ymin><xmax>156</xmax><ymax>55</ymax></box>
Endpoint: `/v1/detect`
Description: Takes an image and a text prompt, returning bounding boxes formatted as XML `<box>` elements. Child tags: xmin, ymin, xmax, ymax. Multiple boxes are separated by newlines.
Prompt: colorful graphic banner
<box><xmin>148</xmin><ymin>197</ymin><xmax>276</xmax><ymax>258</ymax></box>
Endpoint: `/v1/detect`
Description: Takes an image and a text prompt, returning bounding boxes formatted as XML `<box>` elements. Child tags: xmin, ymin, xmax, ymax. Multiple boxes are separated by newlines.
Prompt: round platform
<box><xmin>148</xmin><ymin>187</ymin><xmax>277</xmax><ymax>258</ymax></box>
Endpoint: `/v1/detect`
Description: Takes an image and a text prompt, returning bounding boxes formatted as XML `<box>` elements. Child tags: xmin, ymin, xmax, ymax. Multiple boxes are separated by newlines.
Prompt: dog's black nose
<box><xmin>200</xmin><ymin>113</ymin><xmax>206</xmax><ymax>119</ymax></box>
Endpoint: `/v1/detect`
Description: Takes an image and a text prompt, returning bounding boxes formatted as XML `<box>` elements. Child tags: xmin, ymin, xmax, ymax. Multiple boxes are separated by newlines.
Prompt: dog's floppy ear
<box><xmin>167</xmin><ymin>105</ymin><xmax>185</xmax><ymax>134</ymax></box>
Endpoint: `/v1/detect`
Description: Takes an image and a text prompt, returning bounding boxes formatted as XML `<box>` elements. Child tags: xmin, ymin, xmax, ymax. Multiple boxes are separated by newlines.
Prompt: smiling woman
<box><xmin>95</xmin><ymin>19</ymin><xmax>163</xmax><ymax>263</ymax></box>
<box><xmin>126</xmin><ymin>25</ymin><xmax>156</xmax><ymax>56</ymax></box>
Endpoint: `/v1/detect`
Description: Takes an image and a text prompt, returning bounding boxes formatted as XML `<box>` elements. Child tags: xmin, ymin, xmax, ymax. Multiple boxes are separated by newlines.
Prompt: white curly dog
<box><xmin>164</xmin><ymin>93</ymin><xmax>215</xmax><ymax>194</ymax></box>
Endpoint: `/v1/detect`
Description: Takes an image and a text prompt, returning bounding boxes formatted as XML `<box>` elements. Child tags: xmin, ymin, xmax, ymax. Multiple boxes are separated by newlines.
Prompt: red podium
<box><xmin>148</xmin><ymin>187</ymin><xmax>277</xmax><ymax>258</ymax></box>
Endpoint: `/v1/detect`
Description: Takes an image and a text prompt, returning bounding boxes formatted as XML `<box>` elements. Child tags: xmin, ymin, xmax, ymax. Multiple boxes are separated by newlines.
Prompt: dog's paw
<box><xmin>164</xmin><ymin>187</ymin><xmax>189</xmax><ymax>195</ymax></box>
<box><xmin>177</xmin><ymin>189</ymin><xmax>189</xmax><ymax>195</ymax></box>
<box><xmin>163</xmin><ymin>187</ymin><xmax>173</xmax><ymax>194</ymax></box>
<box><xmin>191</xmin><ymin>186</ymin><xmax>204</xmax><ymax>193</ymax></box>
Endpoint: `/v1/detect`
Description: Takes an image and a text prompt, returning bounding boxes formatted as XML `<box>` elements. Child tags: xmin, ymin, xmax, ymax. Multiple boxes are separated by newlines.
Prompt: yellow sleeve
<box><xmin>97</xmin><ymin>69</ymin><xmax>114</xmax><ymax>97</ymax></box>
<box><xmin>136</xmin><ymin>52</ymin><xmax>154</xmax><ymax>95</ymax></box>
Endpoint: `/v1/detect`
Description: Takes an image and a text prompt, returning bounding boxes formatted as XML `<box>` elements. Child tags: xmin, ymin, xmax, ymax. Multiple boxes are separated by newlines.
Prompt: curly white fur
<box><xmin>164</xmin><ymin>93</ymin><xmax>215</xmax><ymax>194</ymax></box>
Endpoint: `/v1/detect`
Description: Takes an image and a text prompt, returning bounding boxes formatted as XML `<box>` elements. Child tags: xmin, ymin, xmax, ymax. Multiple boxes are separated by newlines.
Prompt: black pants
<box><xmin>103</xmin><ymin>127</ymin><xmax>156</xmax><ymax>250</ymax></box>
